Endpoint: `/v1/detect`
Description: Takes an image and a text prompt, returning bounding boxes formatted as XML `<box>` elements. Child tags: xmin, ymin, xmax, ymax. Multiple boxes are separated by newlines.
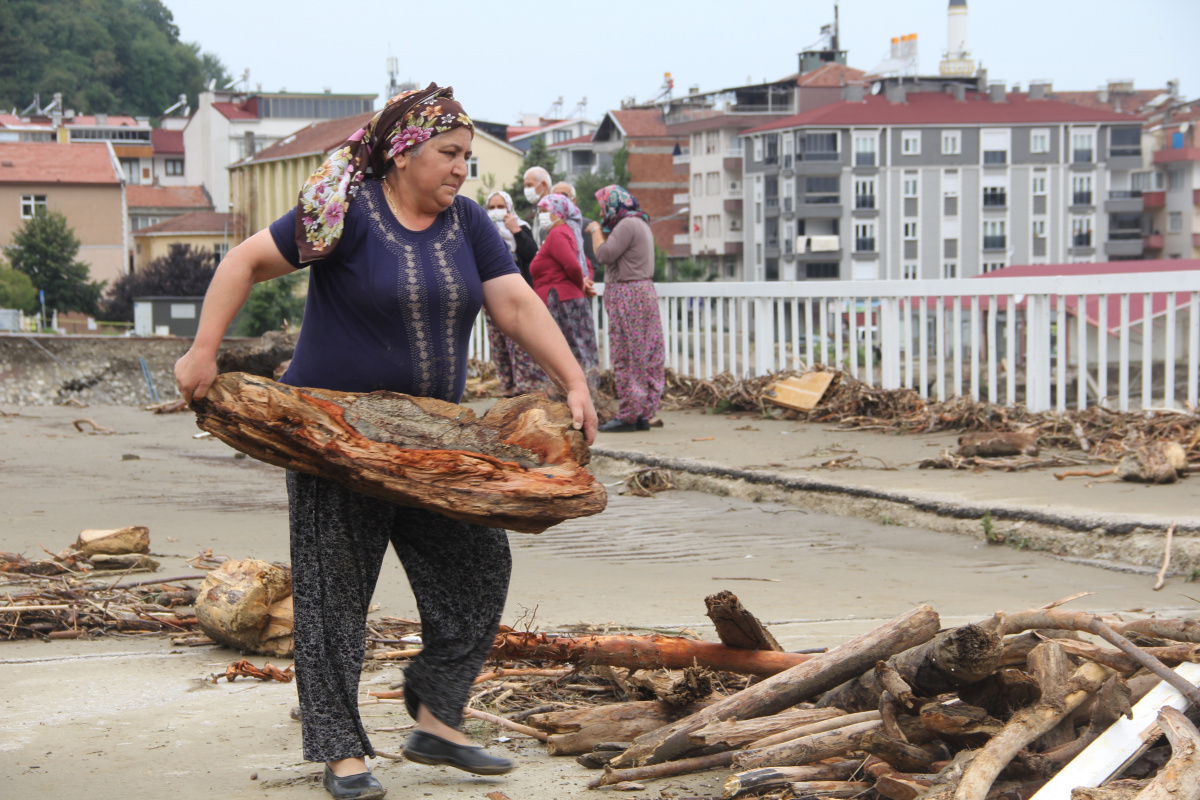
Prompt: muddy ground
<box><xmin>1</xmin><ymin>404</ymin><xmax>1194</xmax><ymax>800</ymax></box>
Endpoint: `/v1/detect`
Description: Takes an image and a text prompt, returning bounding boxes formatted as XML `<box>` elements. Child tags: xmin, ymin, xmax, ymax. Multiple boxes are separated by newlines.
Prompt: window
<box><xmin>982</xmin><ymin>262</ymin><xmax>1005</xmax><ymax>274</ymax></box>
<box><xmin>165</xmin><ymin>158</ymin><xmax>184</xmax><ymax>176</ymax></box>
<box><xmin>982</xmin><ymin>129</ymin><xmax>1008</xmax><ymax>165</ymax></box>
<box><xmin>755</xmin><ymin>202</ymin><xmax>762</xmax><ymax>223</ymax></box>
<box><xmin>20</xmin><ymin>194</ymin><xmax>47</xmax><ymax>219</ymax></box>
<box><xmin>941</xmin><ymin>130</ymin><xmax>961</xmax><ymax>155</ymax></box>
<box><xmin>693</xmin><ymin>173</ymin><xmax>703</xmax><ymax>196</ymax></box>
<box><xmin>1169</xmin><ymin>169</ymin><xmax>1185</xmax><ymax>191</ymax></box>
<box><xmin>1071</xmin><ymin>130</ymin><xmax>1094</xmax><ymax>163</ymax></box>
<box><xmin>854</xmin><ymin>222</ymin><xmax>876</xmax><ymax>252</ymax></box>
<box><xmin>903</xmin><ymin>263</ymin><xmax>919</xmax><ymax>280</ymax></box>
<box><xmin>467</xmin><ymin>157</ymin><xmax>479</xmax><ymax>179</ymax></box>
<box><xmin>552</xmin><ymin>129</ymin><xmax>569</xmax><ymax>143</ymax></box>
<box><xmin>943</xmin><ymin>171</ymin><xmax>959</xmax><ymax>216</ymax></box>
<box><xmin>902</xmin><ymin>131</ymin><xmax>921</xmax><ymax>155</ymax></box>
<box><xmin>692</xmin><ymin>216</ymin><xmax>703</xmax><ymax>238</ymax></box>
<box><xmin>805</xmin><ymin>176</ymin><xmax>839</xmax><ymax>204</ymax></box>
<box><xmin>942</xmin><ymin>262</ymin><xmax>958</xmax><ymax>279</ymax></box>
<box><xmin>1032</xmin><ymin>219</ymin><xmax>1046</xmax><ymax>238</ymax></box>
<box><xmin>1032</xmin><ymin>175</ymin><xmax>1047</xmax><ymax>195</ymax></box>
<box><xmin>807</xmin><ymin>263</ymin><xmax>839</xmax><ymax>279</ymax></box>
<box><xmin>1169</xmin><ymin>212</ymin><xmax>1183</xmax><ymax>233</ymax></box>
<box><xmin>764</xmin><ymin>134</ymin><xmax>779</xmax><ymax>165</ymax></box>
<box><xmin>706</xmin><ymin>171</ymin><xmax>720</xmax><ymax>195</ymax></box>
<box><xmin>756</xmin><ymin>243</ymin><xmax>762</xmax><ymax>264</ymax></box>
<box><xmin>1131</xmin><ymin>172</ymin><xmax>1152</xmax><ymax>192</ymax></box>
<box><xmin>1110</xmin><ymin>127</ymin><xmax>1141</xmax><ymax>157</ymax></box>
<box><xmin>705</xmin><ymin>130</ymin><xmax>719</xmax><ymax>155</ymax></box>
<box><xmin>1030</xmin><ymin>129</ymin><xmax>1050</xmax><ymax>154</ymax></box>
<box><xmin>707</xmin><ymin>214</ymin><xmax>721</xmax><ymax>238</ymax></box>
<box><xmin>983</xmin><ymin>186</ymin><xmax>1007</xmax><ymax>207</ymax></box>
<box><xmin>1071</xmin><ymin>174</ymin><xmax>1093</xmax><ymax>206</ymax></box>
<box><xmin>120</xmin><ymin>158</ymin><xmax>140</xmax><ymax>184</ymax></box>
<box><xmin>801</xmin><ymin>132</ymin><xmax>839</xmax><ymax>161</ymax></box>
<box><xmin>903</xmin><ymin>221</ymin><xmax>918</xmax><ymax>239</ymax></box>
<box><xmin>753</xmin><ymin>136</ymin><xmax>763</xmax><ymax>162</ymax></box>
<box><xmin>853</xmin><ymin>134</ymin><xmax>876</xmax><ymax>166</ymax></box>
<box><xmin>983</xmin><ymin>220</ymin><xmax>1006</xmax><ymax>250</ymax></box>
<box><xmin>854</xmin><ymin>177</ymin><xmax>875</xmax><ymax>209</ymax></box>
<box><xmin>1071</xmin><ymin>217</ymin><xmax>1093</xmax><ymax>247</ymax></box>
<box><xmin>903</xmin><ymin>176</ymin><xmax>919</xmax><ymax>197</ymax></box>
<box><xmin>213</xmin><ymin>243</ymin><xmax>229</xmax><ymax>262</ymax></box>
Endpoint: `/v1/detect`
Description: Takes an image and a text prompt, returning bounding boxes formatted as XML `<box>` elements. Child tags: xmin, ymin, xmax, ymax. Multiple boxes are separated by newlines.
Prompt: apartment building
<box><xmin>665</xmin><ymin>61</ymin><xmax>864</xmax><ymax>279</ymax></box>
<box><xmin>740</xmin><ymin>83</ymin><xmax>1146</xmax><ymax>281</ymax></box>
<box><xmin>1142</xmin><ymin>99</ymin><xmax>1200</xmax><ymax>260</ymax></box>
<box><xmin>185</xmin><ymin>88</ymin><xmax>376</xmax><ymax>212</ymax></box>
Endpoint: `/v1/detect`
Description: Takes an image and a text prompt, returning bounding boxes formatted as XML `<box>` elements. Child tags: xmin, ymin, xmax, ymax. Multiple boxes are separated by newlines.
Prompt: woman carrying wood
<box><xmin>175</xmin><ymin>84</ymin><xmax>597</xmax><ymax>800</ymax></box>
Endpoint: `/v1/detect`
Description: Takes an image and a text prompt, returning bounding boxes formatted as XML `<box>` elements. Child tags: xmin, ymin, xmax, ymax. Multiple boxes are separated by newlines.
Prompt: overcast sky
<box><xmin>168</xmin><ymin>0</ymin><xmax>1199</xmax><ymax>124</ymax></box>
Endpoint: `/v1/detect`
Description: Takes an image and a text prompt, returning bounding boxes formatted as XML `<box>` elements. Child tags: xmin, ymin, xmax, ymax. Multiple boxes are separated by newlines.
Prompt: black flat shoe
<box><xmin>322</xmin><ymin>764</ymin><xmax>386</xmax><ymax>800</ymax></box>
<box><xmin>403</xmin><ymin>730</ymin><xmax>514</xmax><ymax>776</ymax></box>
<box><xmin>636</xmin><ymin>418</ymin><xmax>651</xmax><ymax>431</ymax></box>
<box><xmin>598</xmin><ymin>419</ymin><xmax>639</xmax><ymax>433</ymax></box>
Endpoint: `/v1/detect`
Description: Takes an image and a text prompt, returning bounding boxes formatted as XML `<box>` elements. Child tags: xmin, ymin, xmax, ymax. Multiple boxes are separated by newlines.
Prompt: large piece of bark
<box><xmin>819</xmin><ymin>622</ymin><xmax>1002</xmax><ymax>712</ymax></box>
<box><xmin>194</xmin><ymin>559</ymin><xmax>294</xmax><ymax>657</ymax></box>
<box><xmin>705</xmin><ymin>590</ymin><xmax>782</xmax><ymax>651</ymax></box>
<box><xmin>489</xmin><ymin>630</ymin><xmax>812</xmax><ymax>677</ymax></box>
<box><xmin>191</xmin><ymin>372</ymin><xmax>606</xmax><ymax>534</ymax></box>
<box><xmin>526</xmin><ymin>701</ymin><xmax>710</xmax><ymax>756</ymax></box>
<box><xmin>609</xmin><ymin>605</ymin><xmax>940</xmax><ymax>768</ymax></box>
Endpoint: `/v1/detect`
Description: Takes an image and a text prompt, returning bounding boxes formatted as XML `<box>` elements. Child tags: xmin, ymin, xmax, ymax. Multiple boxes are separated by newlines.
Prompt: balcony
<box><xmin>796</xmin><ymin>199</ymin><xmax>843</xmax><ymax>218</ymax></box>
<box><xmin>1072</xmin><ymin>232</ymin><xmax>1093</xmax><ymax>248</ymax></box>
<box><xmin>673</xmin><ymin>151</ymin><xmax>690</xmax><ymax>175</ymax></box>
<box><xmin>1104</xmin><ymin>234</ymin><xmax>1145</xmax><ymax>258</ymax></box>
<box><xmin>1071</xmin><ymin>191</ymin><xmax>1094</xmax><ymax>207</ymax></box>
<box><xmin>854</xmin><ymin>194</ymin><xmax>876</xmax><ymax>210</ymax></box>
<box><xmin>983</xmin><ymin>151</ymin><xmax>1007</xmax><ymax>166</ymax></box>
<box><xmin>983</xmin><ymin>235</ymin><xmax>1007</xmax><ymax>251</ymax></box>
<box><xmin>854</xmin><ymin>237</ymin><xmax>876</xmax><ymax>253</ymax></box>
<box><xmin>726</xmin><ymin>229</ymin><xmax>744</xmax><ymax>243</ymax></box>
<box><xmin>1153</xmin><ymin>146</ymin><xmax>1200</xmax><ymax>164</ymax></box>
<box><xmin>727</xmin><ymin>187</ymin><xmax>743</xmax><ymax>199</ymax></box>
<box><xmin>799</xmin><ymin>151</ymin><xmax>840</xmax><ymax>162</ymax></box>
<box><xmin>672</xmin><ymin>233</ymin><xmax>690</xmax><ymax>246</ymax></box>
<box><xmin>724</xmin><ymin>150</ymin><xmax>743</xmax><ymax>170</ymax></box>
<box><xmin>1144</xmin><ymin>191</ymin><xmax>1166</xmax><ymax>208</ymax></box>
<box><xmin>854</xmin><ymin>152</ymin><xmax>876</xmax><ymax>167</ymax></box>
<box><xmin>765</xmin><ymin>237</ymin><xmax>780</xmax><ymax>256</ymax></box>
<box><xmin>765</xmin><ymin>197</ymin><xmax>780</xmax><ymax>216</ymax></box>
<box><xmin>673</xmin><ymin>192</ymin><xmax>689</xmax><ymax>206</ymax></box>
<box><xmin>723</xmin><ymin>197</ymin><xmax>743</xmax><ymax>213</ymax></box>
<box><xmin>1145</xmin><ymin>233</ymin><xmax>1164</xmax><ymax>250</ymax></box>
<box><xmin>982</xmin><ymin>192</ymin><xmax>1007</xmax><ymax>208</ymax></box>
<box><xmin>781</xmin><ymin>154</ymin><xmax>794</xmax><ymax>176</ymax></box>
<box><xmin>1072</xmin><ymin>149</ymin><xmax>1093</xmax><ymax>164</ymax></box>
<box><xmin>1105</xmin><ymin>190</ymin><xmax>1144</xmax><ymax>214</ymax></box>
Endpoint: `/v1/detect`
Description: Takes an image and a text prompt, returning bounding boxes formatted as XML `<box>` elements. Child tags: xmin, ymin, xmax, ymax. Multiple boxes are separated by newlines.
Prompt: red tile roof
<box><xmin>134</xmin><ymin>211</ymin><xmax>235</xmax><ymax>235</ymax></box>
<box><xmin>66</xmin><ymin>115</ymin><xmax>142</xmax><ymax>127</ymax></box>
<box><xmin>547</xmin><ymin>134</ymin><xmax>594</xmax><ymax>149</ymax></box>
<box><xmin>796</xmin><ymin>63</ymin><xmax>867</xmax><ymax>88</ymax></box>
<box><xmin>212</xmin><ymin>98</ymin><xmax>259</xmax><ymax>120</ymax></box>
<box><xmin>240</xmin><ymin>111</ymin><xmax>375</xmax><ymax>164</ymax></box>
<box><xmin>126</xmin><ymin>185</ymin><xmax>212</xmax><ymax>210</ymax></box>
<box><xmin>609</xmin><ymin>108</ymin><xmax>667</xmax><ymax>138</ymax></box>
<box><xmin>0</xmin><ymin>142</ymin><xmax>120</xmax><ymax>184</ymax></box>
<box><xmin>150</xmin><ymin>129</ymin><xmax>184</xmax><ymax>154</ymax></box>
<box><xmin>742</xmin><ymin>91</ymin><xmax>1143</xmax><ymax>134</ymax></box>
<box><xmin>1049</xmin><ymin>89</ymin><xmax>1164</xmax><ymax>117</ymax></box>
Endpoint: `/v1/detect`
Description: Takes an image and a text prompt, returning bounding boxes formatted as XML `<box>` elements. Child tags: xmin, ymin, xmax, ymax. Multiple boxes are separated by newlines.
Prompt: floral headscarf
<box><xmin>537</xmin><ymin>193</ymin><xmax>587</xmax><ymax>275</ymax></box>
<box><xmin>293</xmin><ymin>83</ymin><xmax>473</xmax><ymax>263</ymax></box>
<box><xmin>485</xmin><ymin>190</ymin><xmax>528</xmax><ymax>254</ymax></box>
<box><xmin>595</xmin><ymin>184</ymin><xmax>650</xmax><ymax>234</ymax></box>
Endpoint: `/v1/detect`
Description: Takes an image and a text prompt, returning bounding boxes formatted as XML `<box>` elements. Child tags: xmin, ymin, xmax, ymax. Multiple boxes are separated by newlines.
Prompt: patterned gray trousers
<box><xmin>286</xmin><ymin>471</ymin><xmax>511</xmax><ymax>763</ymax></box>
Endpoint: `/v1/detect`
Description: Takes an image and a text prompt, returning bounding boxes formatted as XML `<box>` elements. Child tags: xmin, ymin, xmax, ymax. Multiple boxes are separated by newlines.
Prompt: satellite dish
<box><xmin>870</xmin><ymin>82</ymin><xmax>883</xmax><ymax>95</ymax></box>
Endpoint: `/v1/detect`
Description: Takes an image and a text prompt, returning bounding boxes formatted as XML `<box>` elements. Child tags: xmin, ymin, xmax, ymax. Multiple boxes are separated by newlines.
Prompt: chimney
<box><xmin>843</xmin><ymin>83</ymin><xmax>864</xmax><ymax>102</ymax></box>
<box><xmin>988</xmin><ymin>83</ymin><xmax>1006</xmax><ymax>103</ymax></box>
<box><xmin>1028</xmin><ymin>81</ymin><xmax>1048</xmax><ymax>100</ymax></box>
<box><xmin>95</xmin><ymin>112</ymin><xmax>108</xmax><ymax>125</ymax></box>
<box><xmin>244</xmin><ymin>130</ymin><xmax>256</xmax><ymax>156</ymax></box>
<box><xmin>886</xmin><ymin>83</ymin><xmax>907</xmax><ymax>104</ymax></box>
<box><xmin>975</xmin><ymin>67</ymin><xmax>988</xmax><ymax>92</ymax></box>
<box><xmin>1097</xmin><ymin>88</ymin><xmax>1109</xmax><ymax>104</ymax></box>
<box><xmin>951</xmin><ymin>83</ymin><xmax>966</xmax><ymax>102</ymax></box>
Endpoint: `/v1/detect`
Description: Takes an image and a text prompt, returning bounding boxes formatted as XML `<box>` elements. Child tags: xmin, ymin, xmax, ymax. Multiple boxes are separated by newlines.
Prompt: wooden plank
<box><xmin>765</xmin><ymin>372</ymin><xmax>835</xmax><ymax>411</ymax></box>
<box><xmin>1028</xmin><ymin>661</ymin><xmax>1200</xmax><ymax>800</ymax></box>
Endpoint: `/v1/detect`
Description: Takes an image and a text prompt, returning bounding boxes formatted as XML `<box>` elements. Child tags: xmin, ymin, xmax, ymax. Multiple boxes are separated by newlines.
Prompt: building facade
<box><xmin>126</xmin><ymin>186</ymin><xmax>215</xmax><ymax>268</ymax></box>
<box><xmin>740</xmin><ymin>85</ymin><xmax>1147</xmax><ymax>281</ymax></box>
<box><xmin>1143</xmin><ymin>98</ymin><xmax>1200</xmax><ymax>260</ymax></box>
<box><xmin>132</xmin><ymin>211</ymin><xmax>236</xmax><ymax>270</ymax></box>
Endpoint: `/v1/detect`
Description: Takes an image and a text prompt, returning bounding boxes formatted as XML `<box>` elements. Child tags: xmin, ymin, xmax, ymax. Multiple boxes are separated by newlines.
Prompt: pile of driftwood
<box><xmin>364</xmin><ymin>593</ymin><xmax>1200</xmax><ymax>799</ymax></box>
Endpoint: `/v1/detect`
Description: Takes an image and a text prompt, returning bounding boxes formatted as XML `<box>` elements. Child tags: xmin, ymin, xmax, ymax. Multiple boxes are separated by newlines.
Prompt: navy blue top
<box><xmin>268</xmin><ymin>182</ymin><xmax>518</xmax><ymax>402</ymax></box>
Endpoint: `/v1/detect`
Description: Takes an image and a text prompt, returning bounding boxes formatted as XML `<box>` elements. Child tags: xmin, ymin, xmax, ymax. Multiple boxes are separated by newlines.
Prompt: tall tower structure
<box><xmin>939</xmin><ymin>0</ymin><xmax>975</xmax><ymax>76</ymax></box>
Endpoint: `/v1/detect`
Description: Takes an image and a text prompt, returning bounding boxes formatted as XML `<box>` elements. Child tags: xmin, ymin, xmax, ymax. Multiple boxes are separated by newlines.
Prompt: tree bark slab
<box><xmin>192</xmin><ymin>372</ymin><xmax>606</xmax><ymax>533</ymax></box>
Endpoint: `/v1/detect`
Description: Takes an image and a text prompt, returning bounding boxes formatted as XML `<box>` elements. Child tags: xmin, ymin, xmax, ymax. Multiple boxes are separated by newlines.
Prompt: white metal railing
<box><xmin>672</xmin><ymin>153</ymin><xmax>691</xmax><ymax>166</ymax></box>
<box><xmin>672</xmin><ymin>233</ymin><xmax>690</xmax><ymax>246</ymax></box>
<box><xmin>673</xmin><ymin>192</ymin><xmax>689</xmax><ymax>204</ymax></box>
<box><xmin>469</xmin><ymin>272</ymin><xmax>1200</xmax><ymax>412</ymax></box>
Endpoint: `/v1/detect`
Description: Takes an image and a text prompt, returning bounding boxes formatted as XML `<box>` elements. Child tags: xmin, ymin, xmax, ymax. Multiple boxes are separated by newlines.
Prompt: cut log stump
<box><xmin>74</xmin><ymin>526</ymin><xmax>150</xmax><ymax>557</ymax></box>
<box><xmin>194</xmin><ymin>559</ymin><xmax>295</xmax><ymax>658</ymax></box>
<box><xmin>191</xmin><ymin>373</ymin><xmax>607</xmax><ymax>534</ymax></box>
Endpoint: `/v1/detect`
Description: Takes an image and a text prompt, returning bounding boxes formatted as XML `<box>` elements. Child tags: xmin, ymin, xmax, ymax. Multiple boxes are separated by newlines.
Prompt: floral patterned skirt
<box><xmin>545</xmin><ymin>289</ymin><xmax>601</xmax><ymax>396</ymax></box>
<box><xmin>604</xmin><ymin>280</ymin><xmax>665</xmax><ymax>423</ymax></box>
<box><xmin>485</xmin><ymin>314</ymin><xmax>549</xmax><ymax>396</ymax></box>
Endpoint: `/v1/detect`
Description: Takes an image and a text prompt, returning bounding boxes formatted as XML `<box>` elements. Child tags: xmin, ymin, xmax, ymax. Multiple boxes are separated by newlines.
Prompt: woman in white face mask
<box><xmin>483</xmin><ymin>191</ymin><xmax>551</xmax><ymax>396</ymax></box>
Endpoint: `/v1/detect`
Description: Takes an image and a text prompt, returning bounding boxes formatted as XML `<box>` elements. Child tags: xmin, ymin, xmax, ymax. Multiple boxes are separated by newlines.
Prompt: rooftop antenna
<box><xmin>386</xmin><ymin>55</ymin><xmax>400</xmax><ymax>98</ymax></box>
<box><xmin>832</xmin><ymin>1</ymin><xmax>839</xmax><ymax>52</ymax></box>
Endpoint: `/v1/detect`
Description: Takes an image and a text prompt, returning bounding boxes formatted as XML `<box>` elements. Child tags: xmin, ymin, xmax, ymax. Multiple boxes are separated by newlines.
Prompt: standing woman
<box><xmin>483</xmin><ymin>190</ymin><xmax>550</xmax><ymax>396</ymax></box>
<box><xmin>175</xmin><ymin>84</ymin><xmax>596</xmax><ymax>800</ymax></box>
<box><xmin>529</xmin><ymin>193</ymin><xmax>601</xmax><ymax>398</ymax></box>
<box><xmin>586</xmin><ymin>185</ymin><xmax>664</xmax><ymax>433</ymax></box>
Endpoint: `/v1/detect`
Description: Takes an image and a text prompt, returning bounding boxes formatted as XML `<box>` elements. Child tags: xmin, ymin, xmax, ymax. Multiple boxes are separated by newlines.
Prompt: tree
<box><xmin>0</xmin><ymin>263</ymin><xmax>38</xmax><ymax>312</ymax></box>
<box><xmin>505</xmin><ymin>138</ymin><xmax>560</xmax><ymax>216</ymax></box>
<box><xmin>474</xmin><ymin>172</ymin><xmax>497</xmax><ymax>206</ymax></box>
<box><xmin>234</xmin><ymin>271</ymin><xmax>306</xmax><ymax>337</ymax></box>
<box><xmin>0</xmin><ymin>0</ymin><xmax>230</xmax><ymax>118</ymax></box>
<box><xmin>6</xmin><ymin>211</ymin><xmax>103</xmax><ymax>315</ymax></box>
<box><xmin>97</xmin><ymin>243</ymin><xmax>217</xmax><ymax>321</ymax></box>
<box><xmin>573</xmin><ymin>147</ymin><xmax>634</xmax><ymax>222</ymax></box>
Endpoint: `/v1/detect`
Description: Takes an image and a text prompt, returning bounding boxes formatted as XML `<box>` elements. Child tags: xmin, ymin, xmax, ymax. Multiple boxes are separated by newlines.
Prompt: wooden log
<box><xmin>957</xmin><ymin>432</ymin><xmax>1039</xmax><ymax>457</ymax></box>
<box><xmin>1023</xmin><ymin>674</ymin><xmax>1133</xmax><ymax>777</ymax></box>
<box><xmin>920</xmin><ymin>702</ymin><xmax>1005</xmax><ymax>743</ymax></box>
<box><xmin>704</xmin><ymin>590</ymin><xmax>782</xmax><ymax>651</ymax></box>
<box><xmin>88</xmin><ymin>553</ymin><xmax>160</xmax><ymax>571</ymax></box>
<box><xmin>525</xmin><ymin>701</ymin><xmax>710</xmax><ymax>756</ymax></box>
<box><xmin>860</xmin><ymin>728</ymin><xmax>938</xmax><ymax>773</ymax></box>
<box><xmin>819</xmin><ymin>622</ymin><xmax>1002</xmax><ymax>712</ymax></box>
<box><xmin>1050</xmin><ymin>639</ymin><xmax>1200</xmax><ymax>677</ymax></box>
<box><xmin>489</xmin><ymin>630</ymin><xmax>812</xmax><ymax>677</ymax></box>
<box><xmin>1000</xmin><ymin>630</ymin><xmax>1082</xmax><ymax>668</ymax></box>
<box><xmin>191</xmin><ymin>372</ymin><xmax>606</xmax><ymax>534</ymax></box>
<box><xmin>1130</xmin><ymin>707</ymin><xmax>1200</xmax><ymax>800</ymax></box>
<box><xmin>723</xmin><ymin>761</ymin><xmax>860</xmax><ymax>798</ymax></box>
<box><xmin>74</xmin><ymin>526</ymin><xmax>150</xmax><ymax>557</ymax></box>
<box><xmin>877</xmin><ymin>773</ymin><xmax>936</xmax><ymax>800</ymax></box>
<box><xmin>746</xmin><ymin>709</ymin><xmax>881</xmax><ymax>750</ymax></box>
<box><xmin>1071</xmin><ymin>781</ymin><xmax>1145</xmax><ymax>800</ymax></box>
<box><xmin>194</xmin><ymin>559</ymin><xmax>294</xmax><ymax>658</ymax></box>
<box><xmin>960</xmin><ymin>668</ymin><xmax>1044</xmax><ymax>721</ymax></box>
<box><xmin>877</xmin><ymin>660</ymin><xmax>918</xmax><ymax>709</ymax></box>
<box><xmin>688</xmin><ymin>707</ymin><xmax>846</xmax><ymax>749</ymax></box>
<box><xmin>1029</xmin><ymin>642</ymin><xmax>1078</xmax><ymax>751</ymax></box>
<box><xmin>733</xmin><ymin>719</ymin><xmax>880</xmax><ymax>770</ymax></box>
<box><xmin>588</xmin><ymin>751</ymin><xmax>735</xmax><ymax>788</ymax></box>
<box><xmin>952</xmin><ymin>661</ymin><xmax>1111</xmax><ymax>800</ymax></box>
<box><xmin>608</xmin><ymin>605</ymin><xmax>940</xmax><ymax>768</ymax></box>
<box><xmin>784</xmin><ymin>781</ymin><xmax>871</xmax><ymax>797</ymax></box>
